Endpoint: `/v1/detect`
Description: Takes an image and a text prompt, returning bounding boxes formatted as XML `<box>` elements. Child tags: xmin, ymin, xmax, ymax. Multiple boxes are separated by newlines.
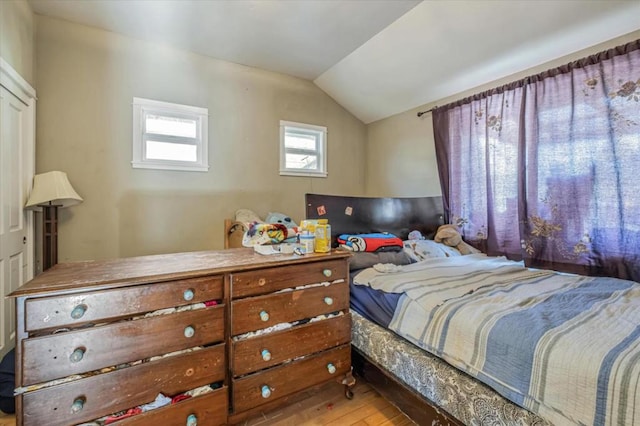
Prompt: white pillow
<box><xmin>403</xmin><ymin>239</ymin><xmax>461</xmax><ymax>262</ymax></box>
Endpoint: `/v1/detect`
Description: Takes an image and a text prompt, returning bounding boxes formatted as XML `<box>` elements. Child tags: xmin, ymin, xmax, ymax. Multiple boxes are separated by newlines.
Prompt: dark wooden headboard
<box><xmin>305</xmin><ymin>194</ymin><xmax>445</xmax><ymax>245</ymax></box>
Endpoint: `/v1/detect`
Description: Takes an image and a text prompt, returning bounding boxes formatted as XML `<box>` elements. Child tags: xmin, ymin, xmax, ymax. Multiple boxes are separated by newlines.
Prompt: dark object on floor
<box><xmin>0</xmin><ymin>348</ymin><xmax>15</xmax><ymax>414</ymax></box>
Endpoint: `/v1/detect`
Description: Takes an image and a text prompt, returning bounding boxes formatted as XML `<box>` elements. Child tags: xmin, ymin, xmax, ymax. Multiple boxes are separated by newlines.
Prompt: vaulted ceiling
<box><xmin>29</xmin><ymin>0</ymin><xmax>640</xmax><ymax>123</ymax></box>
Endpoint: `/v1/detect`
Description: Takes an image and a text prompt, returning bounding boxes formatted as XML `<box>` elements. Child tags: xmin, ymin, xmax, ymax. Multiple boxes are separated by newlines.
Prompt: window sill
<box><xmin>279</xmin><ymin>170</ymin><xmax>327</xmax><ymax>178</ymax></box>
<box><xmin>132</xmin><ymin>161</ymin><xmax>209</xmax><ymax>172</ymax></box>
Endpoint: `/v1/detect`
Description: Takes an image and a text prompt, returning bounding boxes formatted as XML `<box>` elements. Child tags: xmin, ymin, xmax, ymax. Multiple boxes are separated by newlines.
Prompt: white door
<box><xmin>0</xmin><ymin>60</ymin><xmax>35</xmax><ymax>359</ymax></box>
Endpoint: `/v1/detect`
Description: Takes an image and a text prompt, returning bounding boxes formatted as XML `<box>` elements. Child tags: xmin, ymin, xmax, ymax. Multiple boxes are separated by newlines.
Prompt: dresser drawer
<box><xmin>22</xmin><ymin>344</ymin><xmax>225</xmax><ymax>426</ymax></box>
<box><xmin>231</xmin><ymin>259</ymin><xmax>347</xmax><ymax>298</ymax></box>
<box><xmin>233</xmin><ymin>344</ymin><xmax>351</xmax><ymax>413</ymax></box>
<box><xmin>25</xmin><ymin>275</ymin><xmax>223</xmax><ymax>332</ymax></box>
<box><xmin>22</xmin><ymin>305</ymin><xmax>224</xmax><ymax>385</ymax></box>
<box><xmin>115</xmin><ymin>387</ymin><xmax>227</xmax><ymax>426</ymax></box>
<box><xmin>231</xmin><ymin>281</ymin><xmax>348</xmax><ymax>335</ymax></box>
<box><xmin>233</xmin><ymin>314</ymin><xmax>351</xmax><ymax>376</ymax></box>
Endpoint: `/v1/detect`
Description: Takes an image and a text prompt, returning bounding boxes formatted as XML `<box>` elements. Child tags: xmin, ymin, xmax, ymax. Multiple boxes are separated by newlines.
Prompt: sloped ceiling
<box><xmin>28</xmin><ymin>0</ymin><xmax>640</xmax><ymax>124</ymax></box>
<box><xmin>28</xmin><ymin>0</ymin><xmax>421</xmax><ymax>80</ymax></box>
<box><xmin>316</xmin><ymin>1</ymin><xmax>640</xmax><ymax>123</ymax></box>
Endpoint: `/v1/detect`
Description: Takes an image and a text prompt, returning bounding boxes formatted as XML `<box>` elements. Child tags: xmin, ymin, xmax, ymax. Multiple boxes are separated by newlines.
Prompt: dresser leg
<box><xmin>340</xmin><ymin>368</ymin><xmax>356</xmax><ymax>399</ymax></box>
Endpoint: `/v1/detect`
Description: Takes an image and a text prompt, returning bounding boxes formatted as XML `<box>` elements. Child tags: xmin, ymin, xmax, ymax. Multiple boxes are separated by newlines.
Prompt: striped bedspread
<box><xmin>354</xmin><ymin>254</ymin><xmax>640</xmax><ymax>425</ymax></box>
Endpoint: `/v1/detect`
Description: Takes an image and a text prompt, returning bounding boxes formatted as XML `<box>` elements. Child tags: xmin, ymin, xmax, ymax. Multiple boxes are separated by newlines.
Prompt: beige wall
<box><xmin>0</xmin><ymin>0</ymin><xmax>35</xmax><ymax>85</ymax></box>
<box><xmin>36</xmin><ymin>16</ymin><xmax>366</xmax><ymax>261</ymax></box>
<box><xmin>366</xmin><ymin>29</ymin><xmax>640</xmax><ymax>198</ymax></box>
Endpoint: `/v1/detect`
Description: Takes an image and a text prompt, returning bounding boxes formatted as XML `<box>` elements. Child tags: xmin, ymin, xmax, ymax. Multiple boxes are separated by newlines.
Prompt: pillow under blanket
<box><xmin>349</xmin><ymin>250</ymin><xmax>413</xmax><ymax>271</ymax></box>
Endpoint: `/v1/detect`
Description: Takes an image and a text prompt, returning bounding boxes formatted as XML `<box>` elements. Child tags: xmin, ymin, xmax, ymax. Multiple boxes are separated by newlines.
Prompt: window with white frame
<box><xmin>279</xmin><ymin>120</ymin><xmax>327</xmax><ymax>177</ymax></box>
<box><xmin>132</xmin><ymin>97</ymin><xmax>209</xmax><ymax>172</ymax></box>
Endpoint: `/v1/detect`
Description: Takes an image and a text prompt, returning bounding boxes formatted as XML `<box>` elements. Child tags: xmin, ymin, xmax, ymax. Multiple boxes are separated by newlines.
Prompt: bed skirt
<box><xmin>350</xmin><ymin>310</ymin><xmax>550</xmax><ymax>426</ymax></box>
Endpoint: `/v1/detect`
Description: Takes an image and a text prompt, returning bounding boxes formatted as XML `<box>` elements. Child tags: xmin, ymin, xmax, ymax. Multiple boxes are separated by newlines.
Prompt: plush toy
<box><xmin>265</xmin><ymin>212</ymin><xmax>298</xmax><ymax>228</ymax></box>
<box><xmin>434</xmin><ymin>224</ymin><xmax>480</xmax><ymax>255</ymax></box>
<box><xmin>407</xmin><ymin>230</ymin><xmax>425</xmax><ymax>240</ymax></box>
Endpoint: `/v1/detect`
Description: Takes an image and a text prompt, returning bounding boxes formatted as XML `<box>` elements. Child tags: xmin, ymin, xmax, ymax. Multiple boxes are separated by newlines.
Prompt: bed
<box><xmin>305</xmin><ymin>193</ymin><xmax>640</xmax><ymax>426</ymax></box>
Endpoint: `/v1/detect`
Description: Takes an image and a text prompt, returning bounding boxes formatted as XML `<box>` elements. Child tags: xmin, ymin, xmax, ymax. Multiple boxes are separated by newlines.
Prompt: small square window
<box><xmin>132</xmin><ymin>98</ymin><xmax>209</xmax><ymax>172</ymax></box>
<box><xmin>280</xmin><ymin>120</ymin><xmax>327</xmax><ymax>177</ymax></box>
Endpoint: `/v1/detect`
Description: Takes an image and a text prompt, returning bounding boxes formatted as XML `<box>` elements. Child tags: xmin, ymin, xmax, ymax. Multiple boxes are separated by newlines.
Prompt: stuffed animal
<box><xmin>434</xmin><ymin>224</ymin><xmax>480</xmax><ymax>255</ymax></box>
<box><xmin>407</xmin><ymin>230</ymin><xmax>425</xmax><ymax>240</ymax></box>
<box><xmin>265</xmin><ymin>212</ymin><xmax>298</xmax><ymax>228</ymax></box>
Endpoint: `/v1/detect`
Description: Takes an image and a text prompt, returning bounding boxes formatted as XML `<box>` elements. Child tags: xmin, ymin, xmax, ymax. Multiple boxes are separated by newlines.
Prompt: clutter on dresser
<box><xmin>226</xmin><ymin>209</ymin><xmax>335</xmax><ymax>256</ymax></box>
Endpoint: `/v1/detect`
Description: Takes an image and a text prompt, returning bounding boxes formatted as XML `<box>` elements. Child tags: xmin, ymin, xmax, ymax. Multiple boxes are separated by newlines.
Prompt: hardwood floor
<box><xmin>241</xmin><ymin>380</ymin><xmax>414</xmax><ymax>426</ymax></box>
<box><xmin>0</xmin><ymin>380</ymin><xmax>413</xmax><ymax>426</ymax></box>
<box><xmin>0</xmin><ymin>413</ymin><xmax>14</xmax><ymax>426</ymax></box>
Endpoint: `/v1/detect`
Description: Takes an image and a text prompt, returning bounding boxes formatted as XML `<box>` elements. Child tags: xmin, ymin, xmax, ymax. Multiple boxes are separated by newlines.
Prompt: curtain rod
<box><xmin>417</xmin><ymin>107</ymin><xmax>435</xmax><ymax>117</ymax></box>
<box><xmin>418</xmin><ymin>39</ymin><xmax>640</xmax><ymax>116</ymax></box>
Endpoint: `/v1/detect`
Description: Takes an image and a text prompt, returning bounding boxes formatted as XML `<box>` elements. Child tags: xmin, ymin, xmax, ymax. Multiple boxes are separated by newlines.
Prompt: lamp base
<box><xmin>42</xmin><ymin>204</ymin><xmax>59</xmax><ymax>271</ymax></box>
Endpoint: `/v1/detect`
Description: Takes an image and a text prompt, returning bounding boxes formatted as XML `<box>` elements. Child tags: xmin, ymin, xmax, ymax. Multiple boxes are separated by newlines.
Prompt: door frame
<box><xmin>1</xmin><ymin>57</ymin><xmax>36</xmax><ymax>282</ymax></box>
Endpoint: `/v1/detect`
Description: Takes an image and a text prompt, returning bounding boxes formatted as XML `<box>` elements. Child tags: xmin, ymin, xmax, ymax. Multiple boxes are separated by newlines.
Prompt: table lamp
<box><xmin>25</xmin><ymin>171</ymin><xmax>83</xmax><ymax>270</ymax></box>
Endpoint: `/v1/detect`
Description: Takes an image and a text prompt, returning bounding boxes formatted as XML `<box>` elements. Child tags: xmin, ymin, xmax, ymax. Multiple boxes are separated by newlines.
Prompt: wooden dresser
<box><xmin>9</xmin><ymin>249</ymin><xmax>352</xmax><ymax>426</ymax></box>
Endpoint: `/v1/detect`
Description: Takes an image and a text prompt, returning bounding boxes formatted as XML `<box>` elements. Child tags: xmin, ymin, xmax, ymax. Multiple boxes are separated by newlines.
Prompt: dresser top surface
<box><xmin>11</xmin><ymin>248</ymin><xmax>351</xmax><ymax>297</ymax></box>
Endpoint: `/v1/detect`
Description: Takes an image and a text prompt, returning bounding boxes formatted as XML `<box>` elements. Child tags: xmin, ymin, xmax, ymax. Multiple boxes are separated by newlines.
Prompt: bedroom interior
<box><xmin>1</xmin><ymin>0</ymin><xmax>640</xmax><ymax>425</ymax></box>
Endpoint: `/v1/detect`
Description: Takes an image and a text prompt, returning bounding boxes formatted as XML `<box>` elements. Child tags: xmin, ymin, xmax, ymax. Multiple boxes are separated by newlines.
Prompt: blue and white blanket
<box><xmin>354</xmin><ymin>254</ymin><xmax>640</xmax><ymax>425</ymax></box>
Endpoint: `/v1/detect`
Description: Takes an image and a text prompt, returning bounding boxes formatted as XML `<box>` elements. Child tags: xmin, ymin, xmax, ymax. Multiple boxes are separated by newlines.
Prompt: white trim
<box><xmin>130</xmin><ymin>162</ymin><xmax>210</xmax><ymax>172</ymax></box>
<box><xmin>280</xmin><ymin>120</ymin><xmax>326</xmax><ymax>133</ymax></box>
<box><xmin>0</xmin><ymin>58</ymin><xmax>36</xmax><ymax>105</ymax></box>
<box><xmin>133</xmin><ymin>97</ymin><xmax>208</xmax><ymax>116</ymax></box>
<box><xmin>279</xmin><ymin>120</ymin><xmax>328</xmax><ymax>178</ymax></box>
<box><xmin>23</xmin><ymin>90</ymin><xmax>35</xmax><ymax>281</ymax></box>
<box><xmin>132</xmin><ymin>98</ymin><xmax>209</xmax><ymax>172</ymax></box>
<box><xmin>280</xmin><ymin>169</ymin><xmax>328</xmax><ymax>178</ymax></box>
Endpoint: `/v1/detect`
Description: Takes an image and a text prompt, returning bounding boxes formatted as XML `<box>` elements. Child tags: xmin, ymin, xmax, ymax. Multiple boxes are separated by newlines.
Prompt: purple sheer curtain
<box><xmin>433</xmin><ymin>40</ymin><xmax>640</xmax><ymax>281</ymax></box>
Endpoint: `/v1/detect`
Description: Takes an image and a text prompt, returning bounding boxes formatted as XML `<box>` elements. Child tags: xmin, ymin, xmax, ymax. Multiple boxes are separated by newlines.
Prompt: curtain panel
<box><xmin>433</xmin><ymin>40</ymin><xmax>640</xmax><ymax>281</ymax></box>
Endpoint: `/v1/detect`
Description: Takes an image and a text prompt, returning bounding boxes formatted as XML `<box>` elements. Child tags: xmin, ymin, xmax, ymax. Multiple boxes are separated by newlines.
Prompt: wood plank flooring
<box><xmin>0</xmin><ymin>380</ymin><xmax>413</xmax><ymax>426</ymax></box>
<box><xmin>0</xmin><ymin>413</ymin><xmax>14</xmax><ymax>426</ymax></box>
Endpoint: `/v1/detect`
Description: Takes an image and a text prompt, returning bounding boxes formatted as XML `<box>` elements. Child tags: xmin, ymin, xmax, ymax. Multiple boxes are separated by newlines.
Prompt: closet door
<box><xmin>0</xmin><ymin>85</ymin><xmax>27</xmax><ymax>357</ymax></box>
<box><xmin>0</xmin><ymin>78</ymin><xmax>33</xmax><ymax>358</ymax></box>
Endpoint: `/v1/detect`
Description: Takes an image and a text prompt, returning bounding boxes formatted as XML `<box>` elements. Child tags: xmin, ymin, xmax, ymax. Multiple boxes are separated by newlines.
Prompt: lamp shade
<box><xmin>25</xmin><ymin>171</ymin><xmax>83</xmax><ymax>209</ymax></box>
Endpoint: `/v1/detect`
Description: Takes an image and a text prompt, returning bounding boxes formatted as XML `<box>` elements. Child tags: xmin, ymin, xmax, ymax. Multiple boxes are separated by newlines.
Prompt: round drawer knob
<box><xmin>324</xmin><ymin>297</ymin><xmax>334</xmax><ymax>306</ymax></box>
<box><xmin>259</xmin><ymin>311</ymin><xmax>270</xmax><ymax>322</ymax></box>
<box><xmin>70</xmin><ymin>398</ymin><xmax>85</xmax><ymax>414</ymax></box>
<box><xmin>261</xmin><ymin>349</ymin><xmax>271</xmax><ymax>361</ymax></box>
<box><xmin>327</xmin><ymin>363</ymin><xmax>337</xmax><ymax>374</ymax></box>
<box><xmin>70</xmin><ymin>348</ymin><xmax>85</xmax><ymax>363</ymax></box>
<box><xmin>258</xmin><ymin>278</ymin><xmax>266</xmax><ymax>286</ymax></box>
<box><xmin>183</xmin><ymin>289</ymin><xmax>195</xmax><ymax>301</ymax></box>
<box><xmin>184</xmin><ymin>326</ymin><xmax>195</xmax><ymax>338</ymax></box>
<box><xmin>261</xmin><ymin>385</ymin><xmax>272</xmax><ymax>399</ymax></box>
<box><xmin>323</xmin><ymin>269</ymin><xmax>332</xmax><ymax>277</ymax></box>
<box><xmin>70</xmin><ymin>304</ymin><xmax>87</xmax><ymax>320</ymax></box>
<box><xmin>186</xmin><ymin>414</ymin><xmax>198</xmax><ymax>426</ymax></box>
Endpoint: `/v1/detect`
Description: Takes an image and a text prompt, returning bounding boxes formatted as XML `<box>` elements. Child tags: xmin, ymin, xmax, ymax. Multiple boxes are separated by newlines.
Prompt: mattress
<box><xmin>349</xmin><ymin>273</ymin><xmax>400</xmax><ymax>328</ymax></box>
